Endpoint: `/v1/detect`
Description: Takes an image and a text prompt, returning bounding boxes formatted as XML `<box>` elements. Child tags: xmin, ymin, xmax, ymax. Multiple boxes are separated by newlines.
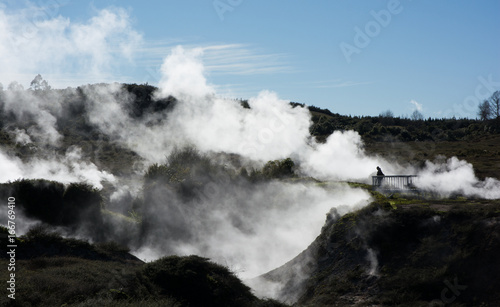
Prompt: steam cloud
<box><xmin>137</xmin><ymin>180</ymin><xmax>371</xmax><ymax>279</ymax></box>
<box><xmin>416</xmin><ymin>156</ymin><xmax>500</xmax><ymax>199</ymax></box>
<box><xmin>2</xmin><ymin>88</ymin><xmax>62</xmax><ymax>145</ymax></box>
<box><xmin>80</xmin><ymin>46</ymin><xmax>374</xmax><ymax>278</ymax></box>
<box><xmin>0</xmin><ymin>147</ymin><xmax>115</xmax><ymax>189</ymax></box>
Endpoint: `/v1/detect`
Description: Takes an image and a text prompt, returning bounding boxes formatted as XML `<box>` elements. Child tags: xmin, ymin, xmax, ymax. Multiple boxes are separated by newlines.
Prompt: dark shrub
<box><xmin>3</xmin><ymin>180</ymin><xmax>103</xmax><ymax>235</ymax></box>
<box><xmin>24</xmin><ymin>224</ymin><xmax>63</xmax><ymax>241</ymax></box>
<box><xmin>13</xmin><ymin>179</ymin><xmax>65</xmax><ymax>224</ymax></box>
<box><xmin>140</xmin><ymin>255</ymin><xmax>256</xmax><ymax>307</ymax></box>
<box><xmin>62</xmin><ymin>182</ymin><xmax>102</xmax><ymax>226</ymax></box>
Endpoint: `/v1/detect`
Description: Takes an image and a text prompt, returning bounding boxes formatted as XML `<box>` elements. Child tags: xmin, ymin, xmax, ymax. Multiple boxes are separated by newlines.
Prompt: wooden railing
<box><xmin>372</xmin><ymin>175</ymin><xmax>418</xmax><ymax>191</ymax></box>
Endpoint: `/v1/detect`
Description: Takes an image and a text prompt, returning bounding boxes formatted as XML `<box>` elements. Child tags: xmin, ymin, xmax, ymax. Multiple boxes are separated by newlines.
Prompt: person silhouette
<box><xmin>376</xmin><ymin>166</ymin><xmax>385</xmax><ymax>176</ymax></box>
<box><xmin>376</xmin><ymin>166</ymin><xmax>385</xmax><ymax>186</ymax></box>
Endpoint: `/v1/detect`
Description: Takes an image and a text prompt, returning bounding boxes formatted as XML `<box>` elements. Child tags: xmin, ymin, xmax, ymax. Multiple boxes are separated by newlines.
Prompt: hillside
<box><xmin>1</xmin><ymin>83</ymin><xmax>500</xmax><ymax>306</ymax></box>
<box><xmin>256</xmin><ymin>189</ymin><xmax>500</xmax><ymax>306</ymax></box>
<box><xmin>2</xmin><ymin>185</ymin><xmax>499</xmax><ymax>306</ymax></box>
<box><xmin>0</xmin><ymin>225</ymin><xmax>285</xmax><ymax>306</ymax></box>
<box><xmin>306</xmin><ymin>105</ymin><xmax>500</xmax><ymax>180</ymax></box>
<box><xmin>364</xmin><ymin>134</ymin><xmax>500</xmax><ymax>180</ymax></box>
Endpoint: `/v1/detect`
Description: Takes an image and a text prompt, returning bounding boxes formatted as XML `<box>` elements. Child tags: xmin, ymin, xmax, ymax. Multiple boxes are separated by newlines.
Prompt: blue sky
<box><xmin>1</xmin><ymin>0</ymin><xmax>499</xmax><ymax>118</ymax></box>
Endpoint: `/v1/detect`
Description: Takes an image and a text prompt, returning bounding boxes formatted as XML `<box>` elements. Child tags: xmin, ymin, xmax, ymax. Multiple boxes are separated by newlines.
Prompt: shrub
<box><xmin>24</xmin><ymin>224</ymin><xmax>63</xmax><ymax>241</ymax></box>
<box><xmin>13</xmin><ymin>179</ymin><xmax>65</xmax><ymax>224</ymax></box>
<box><xmin>262</xmin><ymin>158</ymin><xmax>296</xmax><ymax>179</ymax></box>
<box><xmin>2</xmin><ymin>180</ymin><xmax>104</xmax><ymax>241</ymax></box>
<box><xmin>62</xmin><ymin>182</ymin><xmax>102</xmax><ymax>226</ymax></box>
<box><xmin>139</xmin><ymin>255</ymin><xmax>257</xmax><ymax>307</ymax></box>
<box><xmin>144</xmin><ymin>147</ymin><xmax>214</xmax><ymax>186</ymax></box>
<box><xmin>144</xmin><ymin>163</ymin><xmax>173</xmax><ymax>183</ymax></box>
<box><xmin>95</xmin><ymin>241</ymin><xmax>130</xmax><ymax>254</ymax></box>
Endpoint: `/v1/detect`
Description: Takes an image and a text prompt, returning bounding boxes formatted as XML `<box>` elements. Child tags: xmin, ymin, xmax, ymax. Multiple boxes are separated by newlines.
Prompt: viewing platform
<box><xmin>372</xmin><ymin>175</ymin><xmax>419</xmax><ymax>194</ymax></box>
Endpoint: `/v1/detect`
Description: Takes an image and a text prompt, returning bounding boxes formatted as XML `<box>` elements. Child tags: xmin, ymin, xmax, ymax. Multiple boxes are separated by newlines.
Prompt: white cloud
<box><xmin>135</xmin><ymin>42</ymin><xmax>293</xmax><ymax>88</ymax></box>
<box><xmin>308</xmin><ymin>79</ymin><xmax>373</xmax><ymax>89</ymax></box>
<box><xmin>201</xmin><ymin>44</ymin><xmax>292</xmax><ymax>75</ymax></box>
<box><xmin>410</xmin><ymin>99</ymin><xmax>423</xmax><ymax>112</ymax></box>
<box><xmin>0</xmin><ymin>4</ymin><xmax>142</xmax><ymax>87</ymax></box>
<box><xmin>0</xmin><ymin>3</ymin><xmax>289</xmax><ymax>93</ymax></box>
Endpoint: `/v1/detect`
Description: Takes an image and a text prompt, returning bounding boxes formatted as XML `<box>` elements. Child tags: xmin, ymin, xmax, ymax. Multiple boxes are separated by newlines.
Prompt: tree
<box><xmin>410</xmin><ymin>110</ymin><xmax>424</xmax><ymax>121</ymax></box>
<box><xmin>0</xmin><ymin>83</ymin><xmax>3</xmax><ymax>91</ymax></box>
<box><xmin>379</xmin><ymin>110</ymin><xmax>394</xmax><ymax>118</ymax></box>
<box><xmin>262</xmin><ymin>158</ymin><xmax>295</xmax><ymax>179</ymax></box>
<box><xmin>30</xmin><ymin>74</ymin><xmax>51</xmax><ymax>91</ymax></box>
<box><xmin>488</xmin><ymin>91</ymin><xmax>500</xmax><ymax>119</ymax></box>
<box><xmin>478</xmin><ymin>100</ymin><xmax>492</xmax><ymax>120</ymax></box>
<box><xmin>7</xmin><ymin>81</ymin><xmax>24</xmax><ymax>91</ymax></box>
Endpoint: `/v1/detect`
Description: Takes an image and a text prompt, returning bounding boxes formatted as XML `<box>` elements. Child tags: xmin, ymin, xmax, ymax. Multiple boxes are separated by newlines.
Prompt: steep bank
<box><xmin>255</xmin><ymin>192</ymin><xmax>500</xmax><ymax>306</ymax></box>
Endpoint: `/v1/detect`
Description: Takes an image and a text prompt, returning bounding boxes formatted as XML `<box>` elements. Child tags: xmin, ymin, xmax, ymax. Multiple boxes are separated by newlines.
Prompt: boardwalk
<box><xmin>372</xmin><ymin>175</ymin><xmax>418</xmax><ymax>193</ymax></box>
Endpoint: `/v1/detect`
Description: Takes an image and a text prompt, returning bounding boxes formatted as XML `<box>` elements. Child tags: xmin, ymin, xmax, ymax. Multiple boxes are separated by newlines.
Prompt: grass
<box><xmin>0</xmin><ymin>257</ymin><xmax>142</xmax><ymax>306</ymax></box>
<box><xmin>365</xmin><ymin>134</ymin><xmax>500</xmax><ymax>180</ymax></box>
<box><xmin>102</xmin><ymin>208</ymin><xmax>141</xmax><ymax>225</ymax></box>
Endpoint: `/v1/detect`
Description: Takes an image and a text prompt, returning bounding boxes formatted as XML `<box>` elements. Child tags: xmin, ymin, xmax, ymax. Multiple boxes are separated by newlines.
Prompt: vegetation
<box><xmin>136</xmin><ymin>255</ymin><xmax>284</xmax><ymax>307</ymax></box>
<box><xmin>143</xmin><ymin>147</ymin><xmax>296</xmax><ymax>189</ymax></box>
<box><xmin>0</xmin><ymin>225</ymin><xmax>285</xmax><ymax>307</ymax></box>
<box><xmin>478</xmin><ymin>91</ymin><xmax>500</xmax><ymax>120</ymax></box>
<box><xmin>2</xmin><ymin>189</ymin><xmax>499</xmax><ymax>305</ymax></box>
<box><xmin>262</xmin><ymin>191</ymin><xmax>500</xmax><ymax>306</ymax></box>
<box><xmin>261</xmin><ymin>158</ymin><xmax>295</xmax><ymax>179</ymax></box>
<box><xmin>364</xmin><ymin>134</ymin><xmax>500</xmax><ymax>179</ymax></box>
<box><xmin>0</xmin><ymin>180</ymin><xmax>103</xmax><ymax>238</ymax></box>
<box><xmin>309</xmin><ymin>108</ymin><xmax>500</xmax><ymax>143</ymax></box>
